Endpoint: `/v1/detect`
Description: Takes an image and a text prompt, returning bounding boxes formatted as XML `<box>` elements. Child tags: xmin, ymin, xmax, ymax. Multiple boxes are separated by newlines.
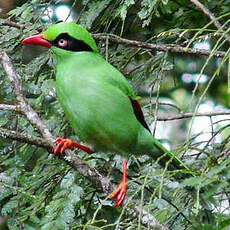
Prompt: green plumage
<box><xmin>44</xmin><ymin>23</ymin><xmax>192</xmax><ymax>173</ymax></box>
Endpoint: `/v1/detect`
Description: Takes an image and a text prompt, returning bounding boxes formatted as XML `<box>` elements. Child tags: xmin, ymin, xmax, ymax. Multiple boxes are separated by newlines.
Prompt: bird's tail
<box><xmin>151</xmin><ymin>137</ymin><xmax>197</xmax><ymax>178</ymax></box>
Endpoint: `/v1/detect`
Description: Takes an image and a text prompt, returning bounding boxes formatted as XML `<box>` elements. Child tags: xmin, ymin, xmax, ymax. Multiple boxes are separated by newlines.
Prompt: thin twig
<box><xmin>189</xmin><ymin>0</ymin><xmax>230</xmax><ymax>43</ymax></box>
<box><xmin>156</xmin><ymin>110</ymin><xmax>230</xmax><ymax>121</ymax></box>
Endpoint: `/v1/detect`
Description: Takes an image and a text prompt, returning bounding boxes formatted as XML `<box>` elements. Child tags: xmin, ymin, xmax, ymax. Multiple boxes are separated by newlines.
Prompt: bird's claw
<box><xmin>109</xmin><ymin>181</ymin><xmax>127</xmax><ymax>207</ymax></box>
<box><xmin>54</xmin><ymin>137</ymin><xmax>73</xmax><ymax>155</ymax></box>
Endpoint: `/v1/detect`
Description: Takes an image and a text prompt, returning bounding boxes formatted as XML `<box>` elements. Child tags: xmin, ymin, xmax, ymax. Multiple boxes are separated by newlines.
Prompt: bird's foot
<box><xmin>109</xmin><ymin>180</ymin><xmax>127</xmax><ymax>207</ymax></box>
<box><xmin>109</xmin><ymin>160</ymin><xmax>128</xmax><ymax>207</ymax></box>
<box><xmin>54</xmin><ymin>137</ymin><xmax>92</xmax><ymax>155</ymax></box>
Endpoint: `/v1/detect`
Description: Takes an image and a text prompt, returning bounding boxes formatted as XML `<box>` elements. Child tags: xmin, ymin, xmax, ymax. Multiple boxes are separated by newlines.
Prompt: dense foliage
<box><xmin>0</xmin><ymin>0</ymin><xmax>230</xmax><ymax>229</ymax></box>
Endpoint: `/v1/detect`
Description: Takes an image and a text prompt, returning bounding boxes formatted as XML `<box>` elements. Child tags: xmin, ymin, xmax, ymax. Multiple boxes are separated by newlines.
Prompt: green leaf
<box><xmin>24</xmin><ymin>225</ymin><xmax>36</xmax><ymax>230</ymax></box>
<box><xmin>80</xmin><ymin>0</ymin><xmax>113</xmax><ymax>29</ymax></box>
<box><xmin>138</xmin><ymin>7</ymin><xmax>148</xmax><ymax>20</ymax></box>
<box><xmin>1</xmin><ymin>199</ymin><xmax>18</xmax><ymax>216</ymax></box>
<box><xmin>40</xmin><ymin>171</ymin><xmax>83</xmax><ymax>229</ymax></box>
<box><xmin>181</xmin><ymin>176</ymin><xmax>206</xmax><ymax>188</ymax></box>
<box><xmin>162</xmin><ymin>0</ymin><xmax>168</xmax><ymax>4</ymax></box>
<box><xmin>41</xmin><ymin>222</ymin><xmax>55</xmax><ymax>230</ymax></box>
<box><xmin>0</xmin><ymin>118</ymin><xmax>9</xmax><ymax>127</ymax></box>
<box><xmin>0</xmin><ymin>188</ymin><xmax>13</xmax><ymax>202</ymax></box>
<box><xmin>119</xmin><ymin>0</ymin><xmax>135</xmax><ymax>21</ymax></box>
<box><xmin>219</xmin><ymin>217</ymin><xmax>230</xmax><ymax>229</ymax></box>
<box><xmin>7</xmin><ymin>217</ymin><xmax>19</xmax><ymax>230</ymax></box>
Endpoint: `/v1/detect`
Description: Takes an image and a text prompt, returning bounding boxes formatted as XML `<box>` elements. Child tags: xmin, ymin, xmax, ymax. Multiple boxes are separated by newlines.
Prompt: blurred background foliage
<box><xmin>0</xmin><ymin>0</ymin><xmax>230</xmax><ymax>229</ymax></box>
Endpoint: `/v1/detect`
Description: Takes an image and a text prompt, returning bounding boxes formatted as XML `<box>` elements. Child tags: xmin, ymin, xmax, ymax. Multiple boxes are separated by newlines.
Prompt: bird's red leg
<box><xmin>109</xmin><ymin>160</ymin><xmax>128</xmax><ymax>207</ymax></box>
<box><xmin>54</xmin><ymin>137</ymin><xmax>93</xmax><ymax>155</ymax></box>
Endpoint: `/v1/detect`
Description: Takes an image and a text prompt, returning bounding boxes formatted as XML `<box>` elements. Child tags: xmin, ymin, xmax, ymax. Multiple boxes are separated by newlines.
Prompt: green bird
<box><xmin>21</xmin><ymin>22</ymin><xmax>193</xmax><ymax>206</ymax></box>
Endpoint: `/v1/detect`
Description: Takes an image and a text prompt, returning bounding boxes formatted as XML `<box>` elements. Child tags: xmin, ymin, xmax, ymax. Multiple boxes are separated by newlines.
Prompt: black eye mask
<box><xmin>52</xmin><ymin>33</ymin><xmax>93</xmax><ymax>52</ymax></box>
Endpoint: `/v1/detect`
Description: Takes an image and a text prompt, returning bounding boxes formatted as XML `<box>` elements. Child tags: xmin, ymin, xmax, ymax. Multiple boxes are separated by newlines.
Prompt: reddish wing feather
<box><xmin>129</xmin><ymin>98</ymin><xmax>151</xmax><ymax>133</ymax></box>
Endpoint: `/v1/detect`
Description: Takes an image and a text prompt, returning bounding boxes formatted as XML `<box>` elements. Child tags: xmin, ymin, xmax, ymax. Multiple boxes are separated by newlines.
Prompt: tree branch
<box><xmin>0</xmin><ymin>127</ymin><xmax>51</xmax><ymax>150</ymax></box>
<box><xmin>0</xmin><ymin>126</ymin><xmax>170</xmax><ymax>230</ymax></box>
<box><xmin>1</xmin><ymin>19</ymin><xmax>25</xmax><ymax>30</ymax></box>
<box><xmin>0</xmin><ymin>49</ymin><xmax>53</xmax><ymax>145</ymax></box>
<box><xmin>93</xmin><ymin>34</ymin><xmax>226</xmax><ymax>58</ymax></box>
<box><xmin>0</xmin><ymin>48</ymin><xmax>169</xmax><ymax>230</ymax></box>
<box><xmin>156</xmin><ymin>110</ymin><xmax>230</xmax><ymax>121</ymax></box>
<box><xmin>1</xmin><ymin>101</ymin><xmax>229</xmax><ymax>122</ymax></box>
<box><xmin>1</xmin><ymin>19</ymin><xmax>227</xmax><ymax>58</ymax></box>
<box><xmin>0</xmin><ymin>104</ymin><xmax>20</xmax><ymax>112</ymax></box>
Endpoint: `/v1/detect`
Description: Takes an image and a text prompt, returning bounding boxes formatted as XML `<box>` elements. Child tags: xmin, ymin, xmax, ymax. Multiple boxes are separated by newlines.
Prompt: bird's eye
<box><xmin>58</xmin><ymin>39</ymin><xmax>68</xmax><ymax>48</ymax></box>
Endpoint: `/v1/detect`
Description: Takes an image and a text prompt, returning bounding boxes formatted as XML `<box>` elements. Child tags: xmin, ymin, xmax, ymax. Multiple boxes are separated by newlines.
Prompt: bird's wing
<box><xmin>106</xmin><ymin>70</ymin><xmax>150</xmax><ymax>132</ymax></box>
<box><xmin>129</xmin><ymin>98</ymin><xmax>151</xmax><ymax>133</ymax></box>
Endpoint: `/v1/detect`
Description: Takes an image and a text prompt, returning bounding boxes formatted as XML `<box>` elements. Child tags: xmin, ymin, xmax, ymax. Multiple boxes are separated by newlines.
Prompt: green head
<box><xmin>21</xmin><ymin>22</ymin><xmax>98</xmax><ymax>53</ymax></box>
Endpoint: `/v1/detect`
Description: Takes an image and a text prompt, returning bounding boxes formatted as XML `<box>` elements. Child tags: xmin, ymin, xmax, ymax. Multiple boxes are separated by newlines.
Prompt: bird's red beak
<box><xmin>21</xmin><ymin>34</ymin><xmax>52</xmax><ymax>48</ymax></box>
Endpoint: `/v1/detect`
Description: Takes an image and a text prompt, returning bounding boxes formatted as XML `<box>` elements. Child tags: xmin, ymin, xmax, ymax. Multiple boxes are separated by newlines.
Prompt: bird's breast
<box><xmin>55</xmin><ymin>55</ymin><xmax>140</xmax><ymax>154</ymax></box>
